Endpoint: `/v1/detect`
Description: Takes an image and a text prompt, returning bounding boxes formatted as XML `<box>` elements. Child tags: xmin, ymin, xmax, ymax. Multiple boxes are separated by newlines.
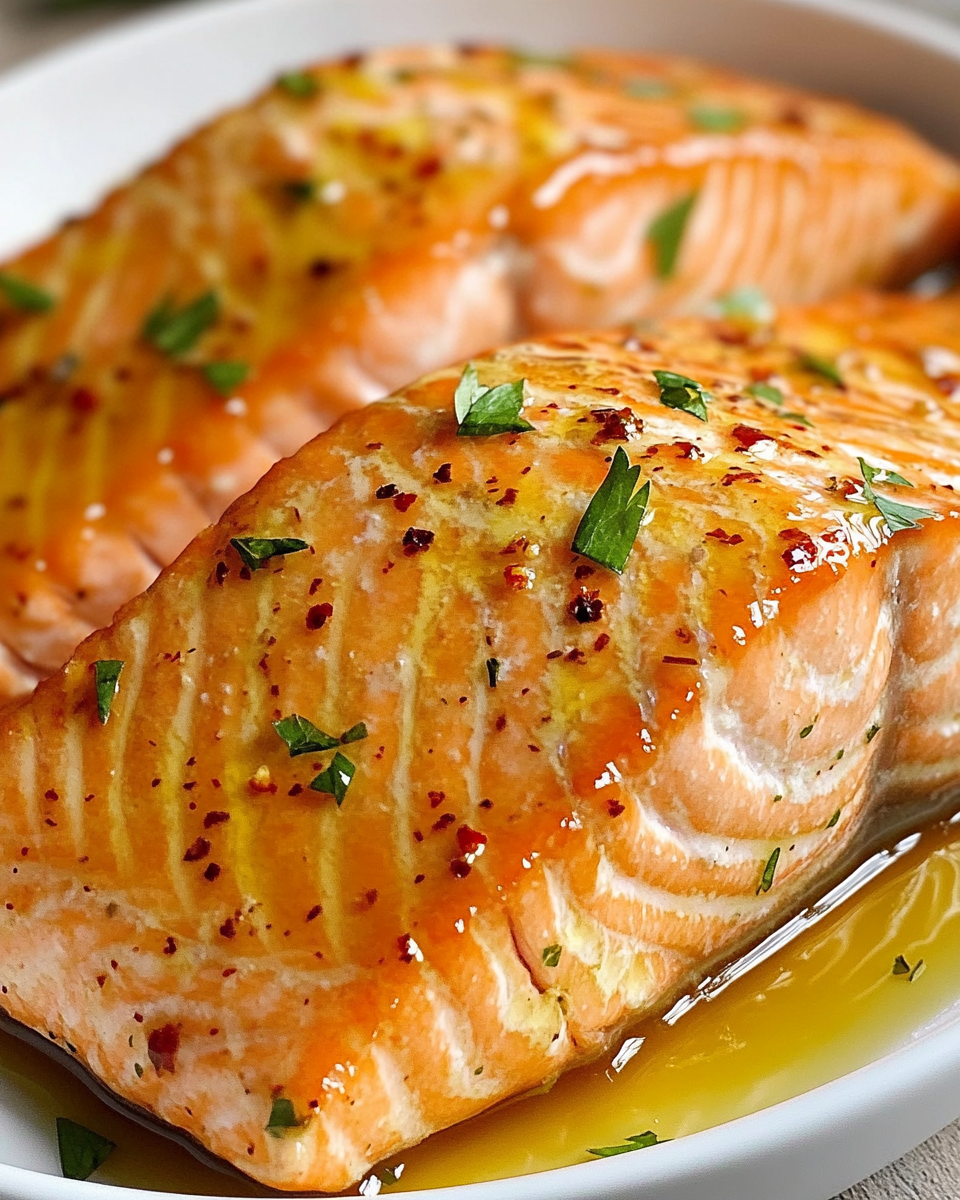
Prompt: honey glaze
<box><xmin>0</xmin><ymin>819</ymin><xmax>956</xmax><ymax>1196</ymax></box>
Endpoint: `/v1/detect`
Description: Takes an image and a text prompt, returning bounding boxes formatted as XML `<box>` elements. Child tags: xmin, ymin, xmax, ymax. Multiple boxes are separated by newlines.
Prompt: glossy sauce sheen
<box><xmin>0</xmin><ymin>819</ymin><xmax>955</xmax><ymax>1193</ymax></box>
<box><xmin>4</xmin><ymin>293</ymin><xmax>960</xmax><ymax>1189</ymax></box>
<box><xmin>3</xmin><ymin>46</ymin><xmax>960</xmax><ymax>701</ymax></box>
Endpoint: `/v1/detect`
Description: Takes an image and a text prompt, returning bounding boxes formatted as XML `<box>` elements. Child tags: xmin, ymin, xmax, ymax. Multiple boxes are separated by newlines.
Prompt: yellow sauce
<box><xmin>0</xmin><ymin>820</ymin><xmax>957</xmax><ymax>1195</ymax></box>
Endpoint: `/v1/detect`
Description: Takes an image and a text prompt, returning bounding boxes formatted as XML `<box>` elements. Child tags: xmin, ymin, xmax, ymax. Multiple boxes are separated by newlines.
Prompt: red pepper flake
<box><xmin>110</xmin><ymin>960</ymin><xmax>118</xmax><ymax>970</ymax></box>
<box><xmin>496</xmin><ymin>488</ymin><xmax>518</xmax><ymax>507</ymax></box>
<box><xmin>721</xmin><ymin>469</ymin><xmax>762</xmax><ymax>486</ymax></box>
<box><xmin>568</xmin><ymin>587</ymin><xmax>604</xmax><ymax>623</ymax></box>
<box><xmin>96</xmin><ymin>974</ymin><xmax>106</xmax><ymax>988</ymax></box>
<box><xmin>428</xmin><ymin>790</ymin><xmax>445</xmax><ymax>808</ymax></box>
<box><xmin>147</xmin><ymin>1023</ymin><xmax>180</xmax><ymax>1074</ymax></box>
<box><xmin>706</xmin><ymin>528</ymin><xmax>744</xmax><ymax>546</ymax></box>
<box><xmin>19</xmin><ymin>847</ymin><xmax>27</xmax><ymax>857</ymax></box>
<box><xmin>495</xmin><ymin>714</ymin><xmax>507</xmax><ymax>731</ymax></box>
<box><xmin>222</xmin><ymin>967</ymin><xmax>236</xmax><ymax>977</ymax></box>
<box><xmin>479</xmin><ymin>798</ymin><xmax>493</xmax><ymax>809</ymax></box>
<box><xmin>44</xmin><ymin>789</ymin><xmax>58</xmax><ymax>802</ymax></box>
<box><xmin>288</xmin><ymin>783</ymin><xmax>304</xmax><ymax>797</ymax></box>
<box><xmin>504</xmin><ymin>564</ymin><xmax>534</xmax><ymax>590</ymax></box>
<box><xmin>203</xmin><ymin>811</ymin><xmax>230</xmax><ymax>829</ymax></box>
<box><xmin>394</xmin><ymin>492</ymin><xmax>417</xmax><ymax>513</ymax></box>
<box><xmin>594</xmin><ymin>632</ymin><xmax>611</xmax><ymax>652</ymax></box>
<box><xmin>672</xmin><ymin>440</ymin><xmax>703</xmax><ymax>460</ymax></box>
<box><xmin>528</xmin><ymin>744</ymin><xmax>542</xmax><ymax>752</ymax></box>
<box><xmin>376</xmin><ymin>483</ymin><xmax>399</xmax><ymax>499</ymax></box>
<box><xmin>414</xmin><ymin>873</ymin><xmax>425</xmax><ymax>884</ymax></box>
<box><xmin>433</xmin><ymin>463</ymin><xmax>452</xmax><ymax>483</ymax></box>
<box><xmin>71</xmin><ymin>387</ymin><xmax>98</xmax><ymax>414</ymax></box>
<box><xmin>403</xmin><ymin>527</ymin><xmax>434</xmax><ymax>555</ymax></box>
<box><xmin>574</xmin><ymin>564</ymin><xmax>595</xmax><ymax>580</ymax></box>
<box><xmin>306</xmin><ymin>904</ymin><xmax>323</xmax><ymax>922</ymax></box>
<box><xmin>457</xmin><ymin>825</ymin><xmax>487</xmax><ymax>856</ymax></box>
<box><xmin>382</xmin><ymin>561</ymin><xmax>395</xmax><ymax>574</ymax></box>
<box><xmin>397</xmin><ymin>934</ymin><xmax>421</xmax><ymax>963</ymax></box>
<box><xmin>309</xmin><ymin>577</ymin><xmax>323</xmax><ymax>596</ymax></box>
<box><xmin>367</xmin><ymin>441</ymin><xmax>383</xmax><ymax>450</ymax></box>
<box><xmin>432</xmin><ymin>812</ymin><xmax>456</xmax><ymax>833</ymax></box>
<box><xmin>215</xmin><ymin>561</ymin><xmax>229</xmax><ymax>586</ymax></box>
<box><xmin>663</xmin><ymin>655</ymin><xmax>699</xmax><ymax>665</ymax></box>
<box><xmin>413</xmin><ymin>829</ymin><xmax>424</xmax><ymax>842</ymax></box>
<box><xmin>183</xmin><ymin>837</ymin><xmax>211</xmax><ymax>863</ymax></box>
<box><xmin>134</xmin><ymin>1012</ymin><xmax>144</xmax><ymax>1023</ymax></box>
<box><xmin>607</xmin><ymin>799</ymin><xmax>625</xmax><ymax>817</ymax></box>
<box><xmin>163</xmin><ymin>936</ymin><xmax>177</xmax><ymax>956</ymax></box>
<box><xmin>590</xmin><ymin>406</ymin><xmax>640</xmax><ymax>445</ymax></box>
<box><xmin>204</xmin><ymin>863</ymin><xmax>221</xmax><ymax>882</ymax></box>
<box><xmin>732</xmin><ymin>424</ymin><xmax>775</xmax><ymax>451</ymax></box>
<box><xmin>182</xmin><ymin>781</ymin><xmax>197</xmax><ymax>791</ymax></box>
<box><xmin>780</xmin><ymin>528</ymin><xmax>818</xmax><ymax>571</ymax></box>
<box><xmin>564</xmin><ymin>648</ymin><xmax>586</xmax><ymax>664</ymax></box>
<box><xmin>306</xmin><ymin>602</ymin><xmax>333</xmax><ymax>630</ymax></box>
<box><xmin>220</xmin><ymin>918</ymin><xmax>236</xmax><ymax>938</ymax></box>
<box><xmin>450</xmin><ymin>860</ymin><xmax>472</xmax><ymax>878</ymax></box>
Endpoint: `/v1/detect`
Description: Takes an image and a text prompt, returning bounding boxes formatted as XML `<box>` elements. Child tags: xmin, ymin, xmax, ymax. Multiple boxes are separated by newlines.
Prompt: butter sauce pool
<box><xmin>0</xmin><ymin>819</ymin><xmax>957</xmax><ymax>1195</ymax></box>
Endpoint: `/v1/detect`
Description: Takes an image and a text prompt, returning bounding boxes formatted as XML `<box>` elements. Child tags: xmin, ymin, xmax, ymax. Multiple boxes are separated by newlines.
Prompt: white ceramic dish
<box><xmin>1</xmin><ymin>0</ymin><xmax>960</xmax><ymax>1196</ymax></box>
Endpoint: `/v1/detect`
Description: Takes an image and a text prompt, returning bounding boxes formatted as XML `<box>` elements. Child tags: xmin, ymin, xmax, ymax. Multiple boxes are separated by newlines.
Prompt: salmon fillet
<box><xmin>3</xmin><ymin>45</ymin><xmax>960</xmax><ymax>702</ymax></box>
<box><xmin>1</xmin><ymin>290</ymin><xmax>960</xmax><ymax>1191</ymax></box>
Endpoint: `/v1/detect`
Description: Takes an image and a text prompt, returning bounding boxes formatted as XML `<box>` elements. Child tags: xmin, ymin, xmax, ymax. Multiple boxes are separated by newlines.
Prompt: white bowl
<box><xmin>1</xmin><ymin>0</ymin><xmax>960</xmax><ymax>1197</ymax></box>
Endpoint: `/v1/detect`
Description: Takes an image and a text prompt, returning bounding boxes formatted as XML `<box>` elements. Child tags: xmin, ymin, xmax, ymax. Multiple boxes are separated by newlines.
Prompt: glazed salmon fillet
<box><xmin>2</xmin><ymin>291</ymin><xmax>960</xmax><ymax>1190</ymax></box>
<box><xmin>3</xmin><ymin>45</ymin><xmax>960</xmax><ymax>703</ymax></box>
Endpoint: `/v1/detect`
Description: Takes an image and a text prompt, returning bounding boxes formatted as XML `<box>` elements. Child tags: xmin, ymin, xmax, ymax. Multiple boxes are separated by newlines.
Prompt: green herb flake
<box><xmin>892</xmin><ymin>955</ymin><xmax>911</xmax><ymax>976</ymax></box>
<box><xmin>486</xmin><ymin>658</ymin><xmax>501</xmax><ymax>688</ymax></box>
<box><xmin>587</xmin><ymin>1131</ymin><xmax>666</xmax><ymax>1157</ymax></box>
<box><xmin>310</xmin><ymin>752</ymin><xmax>355</xmax><ymax>805</ymax></box>
<box><xmin>772</xmin><ymin>794</ymin><xmax>783</xmax><ymax>803</ymax></box>
<box><xmin>799</xmin><ymin>352</ymin><xmax>843</xmax><ymax>386</ymax></box>
<box><xmin>56</xmin><ymin>1117</ymin><xmax>116</xmax><ymax>1181</ymax></box>
<box><xmin>746</xmin><ymin>381</ymin><xmax>784</xmax><ymax>406</ymax></box>
<box><xmin>229</xmin><ymin>536</ymin><xmax>309</xmax><ymax>571</ymax></box>
<box><xmin>624</xmin><ymin>78</ymin><xmax>672</xmax><ymax>99</ymax></box>
<box><xmin>542</xmin><ymin>944</ymin><xmax>562</xmax><ymax>968</ymax></box>
<box><xmin>340</xmin><ymin>721</ymin><xmax>368</xmax><ymax>745</ymax></box>
<box><xmin>836</xmin><ymin>749</ymin><xmax>844</xmax><ymax>760</ymax></box>
<box><xmin>510</xmin><ymin>49</ymin><xmax>573</xmax><ymax>69</ymax></box>
<box><xmin>909</xmin><ymin>959</ymin><xmax>926</xmax><ymax>982</ymax></box>
<box><xmin>647</xmin><ymin>192</ymin><xmax>698</xmax><ymax>279</ymax></box>
<box><xmin>689</xmin><ymin>104</ymin><xmax>747</xmax><ymax>133</ymax></box>
<box><xmin>134</xmin><ymin>1062</ymin><xmax>143</xmax><ymax>1078</ymax></box>
<box><xmin>757</xmin><ymin>847</ymin><xmax>780</xmax><ymax>895</ymax></box>
<box><xmin>265</xmin><ymin>1096</ymin><xmax>300</xmax><ymax>1136</ymax></box>
<box><xmin>865</xmin><ymin>723</ymin><xmax>881</xmax><ymax>743</ymax></box>
<box><xmin>474</xmin><ymin>1067</ymin><xmax>484</xmax><ymax>1076</ymax></box>
<box><xmin>713</xmin><ymin>285</ymin><xmax>772</xmax><ymax>323</ymax></box>
<box><xmin>653</xmin><ymin>369</ymin><xmax>711</xmax><ymax>422</ymax></box>
<box><xmin>277</xmin><ymin>71</ymin><xmax>319</xmax><ymax>98</ymax></box>
<box><xmin>454</xmin><ymin>363</ymin><xmax>534</xmax><ymax>437</ymax></box>
<box><xmin>273</xmin><ymin>714</ymin><xmax>340</xmax><ymax>756</ymax></box>
<box><xmin>93</xmin><ymin>660</ymin><xmax>124</xmax><ymax>726</ymax></box>
<box><xmin>282</xmin><ymin>179</ymin><xmax>317</xmax><ymax>202</ymax></box>
<box><xmin>380</xmin><ymin>1165</ymin><xmax>404</xmax><ymax>1186</ymax></box>
<box><xmin>202</xmin><ymin>361</ymin><xmax>250</xmax><ymax>395</ymax></box>
<box><xmin>826</xmin><ymin>809</ymin><xmax>841</xmax><ymax>829</ymax></box>
<box><xmin>0</xmin><ymin>272</ymin><xmax>55</xmax><ymax>314</ymax></box>
<box><xmin>781</xmin><ymin>411</ymin><xmax>813</xmax><ymax>428</ymax></box>
<box><xmin>571</xmin><ymin>446</ymin><xmax>650</xmax><ymax>575</ymax></box>
<box><xmin>857</xmin><ymin>457</ymin><xmax>935</xmax><ymax>533</ymax></box>
<box><xmin>142</xmin><ymin>291</ymin><xmax>219</xmax><ymax>357</ymax></box>
<box><xmin>799</xmin><ymin>721</ymin><xmax>815</xmax><ymax>739</ymax></box>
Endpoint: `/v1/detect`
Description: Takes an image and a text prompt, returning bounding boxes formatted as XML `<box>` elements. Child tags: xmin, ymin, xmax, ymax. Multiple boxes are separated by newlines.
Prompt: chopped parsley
<box><xmin>799</xmin><ymin>719</ymin><xmax>816</xmax><ymax>738</ymax></box>
<box><xmin>689</xmin><ymin>104</ymin><xmax>747</xmax><ymax>132</ymax></box>
<box><xmin>857</xmin><ymin>457</ymin><xmax>935</xmax><ymax>533</ymax></box>
<box><xmin>273</xmin><ymin>714</ymin><xmax>340</xmax><ymax>756</ymax></box>
<box><xmin>93</xmin><ymin>660</ymin><xmax>124</xmax><ymax>726</ymax></box>
<box><xmin>454</xmin><ymin>363</ymin><xmax>534</xmax><ymax>437</ymax></box>
<box><xmin>713</xmin><ymin>285</ymin><xmax>772</xmax><ymax>323</ymax></box>
<box><xmin>277</xmin><ymin>71</ymin><xmax>319</xmax><ymax>98</ymax></box>
<box><xmin>826</xmin><ymin>809</ymin><xmax>841</xmax><ymax>829</ymax></box>
<box><xmin>542</xmin><ymin>944</ymin><xmax>562</xmax><ymax>968</ymax></box>
<box><xmin>647</xmin><ymin>192</ymin><xmax>698</xmax><ymax>279</ymax></box>
<box><xmin>282</xmin><ymin>179</ymin><xmax>317</xmax><ymax>202</ymax></box>
<box><xmin>0</xmin><ymin>271</ymin><xmax>55</xmax><ymax>313</ymax></box>
<box><xmin>799</xmin><ymin>352</ymin><xmax>843</xmax><ymax>386</ymax></box>
<box><xmin>229</xmin><ymin>536</ymin><xmax>309</xmax><ymax>571</ymax></box>
<box><xmin>340</xmin><ymin>722</ymin><xmax>368</xmax><ymax>744</ymax></box>
<box><xmin>380</xmin><ymin>1165</ymin><xmax>405</xmax><ymax>1186</ymax></box>
<box><xmin>746</xmin><ymin>381</ymin><xmax>784</xmax><ymax>406</ymax></box>
<box><xmin>202</xmin><ymin>361</ymin><xmax>249</xmax><ymax>395</ymax></box>
<box><xmin>56</xmin><ymin>1117</ymin><xmax>116</xmax><ymax>1181</ymax></box>
<box><xmin>772</xmin><ymin>794</ymin><xmax>783</xmax><ymax>803</ymax></box>
<box><xmin>587</xmin><ymin>1131</ymin><xmax>666</xmax><ymax>1157</ymax></box>
<box><xmin>310</xmin><ymin>752</ymin><xmax>355</xmax><ymax>805</ymax></box>
<box><xmin>865</xmin><ymin>723</ymin><xmax>881</xmax><ymax>743</ymax></box>
<box><xmin>486</xmin><ymin>657</ymin><xmax>501</xmax><ymax>688</ymax></box>
<box><xmin>892</xmin><ymin>955</ymin><xmax>925</xmax><ymax>982</ymax></box>
<box><xmin>653</xmin><ymin>369</ymin><xmax>711</xmax><ymax>422</ymax></box>
<box><xmin>757</xmin><ymin>847</ymin><xmax>780</xmax><ymax>894</ymax></box>
<box><xmin>143</xmin><ymin>291</ymin><xmax>219</xmax><ymax>357</ymax></box>
<box><xmin>265</xmin><ymin>1097</ymin><xmax>299</xmax><ymax>1136</ymax></box>
<box><xmin>781</xmin><ymin>411</ymin><xmax>813</xmax><ymax>428</ymax></box>
<box><xmin>572</xmin><ymin>446</ymin><xmax>650</xmax><ymax>575</ymax></box>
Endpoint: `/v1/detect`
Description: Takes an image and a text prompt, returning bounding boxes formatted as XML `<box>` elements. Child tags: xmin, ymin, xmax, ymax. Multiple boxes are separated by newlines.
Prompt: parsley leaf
<box><xmin>865</xmin><ymin>723</ymin><xmax>881</xmax><ymax>743</ymax></box>
<box><xmin>857</xmin><ymin>458</ymin><xmax>935</xmax><ymax>533</ymax></box>
<box><xmin>572</xmin><ymin>446</ymin><xmax>650</xmax><ymax>574</ymax></box>
<box><xmin>0</xmin><ymin>272</ymin><xmax>55</xmax><ymax>313</ymax></box>
<box><xmin>486</xmin><ymin>657</ymin><xmax>501</xmax><ymax>688</ymax></box>
<box><xmin>265</xmin><ymin>1097</ymin><xmax>300</xmax><ymax>1136</ymax></box>
<box><xmin>310</xmin><ymin>752</ymin><xmax>355</xmax><ymax>805</ymax></box>
<box><xmin>454</xmin><ymin>363</ymin><xmax>534</xmax><ymax>436</ymax></box>
<box><xmin>203</xmin><ymin>361</ymin><xmax>249</xmax><ymax>395</ymax></box>
<box><xmin>892</xmin><ymin>955</ymin><xmax>925</xmax><ymax>982</ymax></box>
<box><xmin>653</xmin><ymin>369</ymin><xmax>711</xmax><ymax>422</ymax></box>
<box><xmin>799</xmin><ymin>352</ymin><xmax>843</xmax><ymax>386</ymax></box>
<box><xmin>93</xmin><ymin>660</ymin><xmax>124</xmax><ymax>726</ymax></box>
<box><xmin>826</xmin><ymin>809</ymin><xmax>841</xmax><ymax>829</ymax></box>
<box><xmin>340</xmin><ymin>722</ymin><xmax>368</xmax><ymax>744</ymax></box>
<box><xmin>56</xmin><ymin>1117</ymin><xmax>116</xmax><ymax>1181</ymax></box>
<box><xmin>143</xmin><ymin>291</ymin><xmax>219</xmax><ymax>357</ymax></box>
<box><xmin>587</xmin><ymin>1131</ymin><xmax>666</xmax><ymax>1157</ymax></box>
<box><xmin>647</xmin><ymin>192</ymin><xmax>698</xmax><ymax>279</ymax></box>
<box><xmin>781</xmin><ymin>411</ymin><xmax>813</xmax><ymax>428</ymax></box>
<box><xmin>746</xmin><ymin>381</ymin><xmax>784</xmax><ymax>406</ymax></box>
<box><xmin>229</xmin><ymin>536</ymin><xmax>309</xmax><ymax>571</ymax></box>
<box><xmin>273</xmin><ymin>714</ymin><xmax>340</xmax><ymax>756</ymax></box>
<box><xmin>277</xmin><ymin>71</ymin><xmax>319</xmax><ymax>98</ymax></box>
<box><xmin>757</xmin><ymin>847</ymin><xmax>780</xmax><ymax>894</ymax></box>
<box><xmin>542</xmin><ymin>944</ymin><xmax>562</xmax><ymax>967</ymax></box>
<box><xmin>689</xmin><ymin>104</ymin><xmax>747</xmax><ymax>132</ymax></box>
<box><xmin>713</xmin><ymin>285</ymin><xmax>772</xmax><ymax>323</ymax></box>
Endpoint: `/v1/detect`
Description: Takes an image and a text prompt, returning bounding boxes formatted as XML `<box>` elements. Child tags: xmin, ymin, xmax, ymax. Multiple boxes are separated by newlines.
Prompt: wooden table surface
<box><xmin>0</xmin><ymin>0</ymin><xmax>958</xmax><ymax>1195</ymax></box>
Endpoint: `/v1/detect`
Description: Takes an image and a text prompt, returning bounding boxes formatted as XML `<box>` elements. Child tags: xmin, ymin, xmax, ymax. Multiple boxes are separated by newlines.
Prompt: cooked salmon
<box><xmin>1</xmin><ymin>291</ymin><xmax>960</xmax><ymax>1191</ymax></box>
<box><xmin>3</xmin><ymin>45</ymin><xmax>960</xmax><ymax>702</ymax></box>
